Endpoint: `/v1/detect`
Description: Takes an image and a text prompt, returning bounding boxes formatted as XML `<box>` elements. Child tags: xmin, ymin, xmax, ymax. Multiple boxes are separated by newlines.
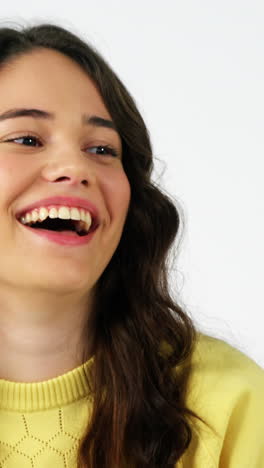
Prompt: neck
<box><xmin>0</xmin><ymin>286</ymin><xmax>94</xmax><ymax>382</ymax></box>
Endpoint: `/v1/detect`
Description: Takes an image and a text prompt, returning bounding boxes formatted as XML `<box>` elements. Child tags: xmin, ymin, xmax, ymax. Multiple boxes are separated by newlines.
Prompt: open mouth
<box><xmin>18</xmin><ymin>217</ymin><xmax>97</xmax><ymax>237</ymax></box>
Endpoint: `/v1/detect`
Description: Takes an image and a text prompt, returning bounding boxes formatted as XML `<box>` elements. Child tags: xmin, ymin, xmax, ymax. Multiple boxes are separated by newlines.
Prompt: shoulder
<box><xmin>188</xmin><ymin>332</ymin><xmax>264</xmax><ymax>397</ymax></box>
<box><xmin>178</xmin><ymin>332</ymin><xmax>264</xmax><ymax>467</ymax></box>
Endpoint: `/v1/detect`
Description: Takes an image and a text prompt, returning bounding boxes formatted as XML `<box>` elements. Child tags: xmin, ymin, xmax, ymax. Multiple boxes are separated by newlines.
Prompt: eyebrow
<box><xmin>0</xmin><ymin>107</ymin><xmax>118</xmax><ymax>133</ymax></box>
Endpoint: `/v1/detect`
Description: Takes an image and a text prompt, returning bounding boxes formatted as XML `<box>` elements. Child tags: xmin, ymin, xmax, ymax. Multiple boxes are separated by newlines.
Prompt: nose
<box><xmin>40</xmin><ymin>146</ymin><xmax>97</xmax><ymax>188</ymax></box>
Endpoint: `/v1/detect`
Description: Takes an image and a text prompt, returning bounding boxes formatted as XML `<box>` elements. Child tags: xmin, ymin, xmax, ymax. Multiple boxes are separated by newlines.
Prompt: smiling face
<box><xmin>0</xmin><ymin>48</ymin><xmax>131</xmax><ymax>296</ymax></box>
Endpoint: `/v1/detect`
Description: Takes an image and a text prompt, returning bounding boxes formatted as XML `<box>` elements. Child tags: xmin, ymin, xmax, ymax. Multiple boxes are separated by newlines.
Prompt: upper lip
<box><xmin>15</xmin><ymin>195</ymin><xmax>100</xmax><ymax>225</ymax></box>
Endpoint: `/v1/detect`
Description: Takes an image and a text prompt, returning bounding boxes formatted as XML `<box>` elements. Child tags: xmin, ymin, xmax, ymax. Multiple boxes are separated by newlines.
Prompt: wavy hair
<box><xmin>0</xmin><ymin>21</ymin><xmax>216</xmax><ymax>467</ymax></box>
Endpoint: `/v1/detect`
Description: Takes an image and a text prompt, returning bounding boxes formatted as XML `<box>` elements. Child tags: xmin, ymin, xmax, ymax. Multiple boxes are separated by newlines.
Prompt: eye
<box><xmin>6</xmin><ymin>135</ymin><xmax>42</xmax><ymax>147</ymax></box>
<box><xmin>4</xmin><ymin>135</ymin><xmax>119</xmax><ymax>158</ymax></box>
<box><xmin>88</xmin><ymin>145</ymin><xmax>118</xmax><ymax>158</ymax></box>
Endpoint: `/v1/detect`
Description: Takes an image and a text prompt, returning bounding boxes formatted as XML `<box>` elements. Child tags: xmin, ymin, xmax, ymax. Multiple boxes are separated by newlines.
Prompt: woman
<box><xmin>0</xmin><ymin>22</ymin><xmax>263</xmax><ymax>468</ymax></box>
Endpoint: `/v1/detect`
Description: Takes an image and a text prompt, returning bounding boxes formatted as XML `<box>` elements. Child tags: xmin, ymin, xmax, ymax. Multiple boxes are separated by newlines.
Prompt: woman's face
<box><xmin>0</xmin><ymin>48</ymin><xmax>131</xmax><ymax>295</ymax></box>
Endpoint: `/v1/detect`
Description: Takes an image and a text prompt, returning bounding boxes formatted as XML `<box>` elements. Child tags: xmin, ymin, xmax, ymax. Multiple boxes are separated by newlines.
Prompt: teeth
<box><xmin>19</xmin><ymin>206</ymin><xmax>93</xmax><ymax>233</ymax></box>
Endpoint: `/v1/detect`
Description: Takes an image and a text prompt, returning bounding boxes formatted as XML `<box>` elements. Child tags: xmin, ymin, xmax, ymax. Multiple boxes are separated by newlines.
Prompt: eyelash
<box><xmin>5</xmin><ymin>134</ymin><xmax>119</xmax><ymax>158</ymax></box>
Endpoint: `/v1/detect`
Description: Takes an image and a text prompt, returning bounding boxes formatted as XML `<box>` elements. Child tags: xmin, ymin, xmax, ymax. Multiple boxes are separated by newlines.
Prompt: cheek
<box><xmin>102</xmin><ymin>169</ymin><xmax>131</xmax><ymax>224</ymax></box>
<box><xmin>0</xmin><ymin>154</ymin><xmax>32</xmax><ymax>189</ymax></box>
<box><xmin>116</xmin><ymin>173</ymin><xmax>131</xmax><ymax>214</ymax></box>
<box><xmin>0</xmin><ymin>159</ymin><xmax>21</xmax><ymax>207</ymax></box>
<box><xmin>0</xmin><ymin>158</ymin><xmax>15</xmax><ymax>180</ymax></box>
<box><xmin>0</xmin><ymin>156</ymin><xmax>36</xmax><ymax>215</ymax></box>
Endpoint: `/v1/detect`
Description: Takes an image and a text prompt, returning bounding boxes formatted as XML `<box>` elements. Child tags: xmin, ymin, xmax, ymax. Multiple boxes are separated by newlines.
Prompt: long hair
<box><xmin>0</xmin><ymin>21</ymin><xmax>217</xmax><ymax>467</ymax></box>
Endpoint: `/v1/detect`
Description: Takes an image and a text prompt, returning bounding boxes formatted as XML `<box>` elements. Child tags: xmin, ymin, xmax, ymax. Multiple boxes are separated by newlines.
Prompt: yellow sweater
<box><xmin>0</xmin><ymin>333</ymin><xmax>263</xmax><ymax>467</ymax></box>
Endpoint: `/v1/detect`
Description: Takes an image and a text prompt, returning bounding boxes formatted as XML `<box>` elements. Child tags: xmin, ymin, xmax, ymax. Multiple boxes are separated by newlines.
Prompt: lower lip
<box><xmin>18</xmin><ymin>223</ymin><xmax>98</xmax><ymax>246</ymax></box>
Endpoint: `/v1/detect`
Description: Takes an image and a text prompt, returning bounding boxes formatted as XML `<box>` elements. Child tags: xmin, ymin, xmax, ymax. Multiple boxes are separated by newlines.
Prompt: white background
<box><xmin>1</xmin><ymin>1</ymin><xmax>263</xmax><ymax>367</ymax></box>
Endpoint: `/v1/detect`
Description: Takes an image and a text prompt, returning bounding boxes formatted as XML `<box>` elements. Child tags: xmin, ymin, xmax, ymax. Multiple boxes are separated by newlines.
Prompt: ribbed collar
<box><xmin>0</xmin><ymin>355</ymin><xmax>94</xmax><ymax>412</ymax></box>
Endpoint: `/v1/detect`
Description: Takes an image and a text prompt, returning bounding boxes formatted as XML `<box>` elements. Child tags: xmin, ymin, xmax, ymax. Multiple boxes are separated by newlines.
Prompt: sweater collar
<box><xmin>0</xmin><ymin>356</ymin><xmax>94</xmax><ymax>412</ymax></box>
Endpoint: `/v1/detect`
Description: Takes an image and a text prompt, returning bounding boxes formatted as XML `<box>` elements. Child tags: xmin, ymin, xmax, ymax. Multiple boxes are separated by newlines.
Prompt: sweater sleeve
<box><xmin>178</xmin><ymin>334</ymin><xmax>264</xmax><ymax>468</ymax></box>
<box><xmin>217</xmin><ymin>363</ymin><xmax>264</xmax><ymax>467</ymax></box>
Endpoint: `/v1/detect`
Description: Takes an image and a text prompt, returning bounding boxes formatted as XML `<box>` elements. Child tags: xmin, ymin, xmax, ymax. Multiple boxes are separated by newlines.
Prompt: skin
<box><xmin>0</xmin><ymin>48</ymin><xmax>131</xmax><ymax>382</ymax></box>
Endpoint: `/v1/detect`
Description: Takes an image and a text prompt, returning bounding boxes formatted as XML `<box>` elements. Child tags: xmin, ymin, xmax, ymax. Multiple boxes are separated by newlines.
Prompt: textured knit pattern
<box><xmin>0</xmin><ymin>402</ymin><xmax>91</xmax><ymax>467</ymax></box>
<box><xmin>0</xmin><ymin>359</ymin><xmax>94</xmax><ymax>467</ymax></box>
<box><xmin>0</xmin><ymin>333</ymin><xmax>263</xmax><ymax>467</ymax></box>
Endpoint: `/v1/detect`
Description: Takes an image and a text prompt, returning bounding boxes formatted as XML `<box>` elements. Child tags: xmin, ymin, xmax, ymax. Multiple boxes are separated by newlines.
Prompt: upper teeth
<box><xmin>19</xmin><ymin>206</ymin><xmax>92</xmax><ymax>233</ymax></box>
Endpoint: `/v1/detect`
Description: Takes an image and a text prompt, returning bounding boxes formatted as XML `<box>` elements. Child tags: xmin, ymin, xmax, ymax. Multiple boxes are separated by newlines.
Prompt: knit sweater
<box><xmin>0</xmin><ymin>333</ymin><xmax>263</xmax><ymax>467</ymax></box>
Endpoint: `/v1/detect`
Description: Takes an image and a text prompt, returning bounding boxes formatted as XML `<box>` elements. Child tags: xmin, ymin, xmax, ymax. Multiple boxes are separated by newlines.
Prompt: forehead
<box><xmin>0</xmin><ymin>49</ymin><xmax>111</xmax><ymax>119</ymax></box>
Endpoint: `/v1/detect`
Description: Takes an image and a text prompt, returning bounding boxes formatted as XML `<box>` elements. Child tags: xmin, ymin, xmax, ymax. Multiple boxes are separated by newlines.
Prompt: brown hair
<box><xmin>0</xmin><ymin>21</ymin><xmax>217</xmax><ymax>467</ymax></box>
